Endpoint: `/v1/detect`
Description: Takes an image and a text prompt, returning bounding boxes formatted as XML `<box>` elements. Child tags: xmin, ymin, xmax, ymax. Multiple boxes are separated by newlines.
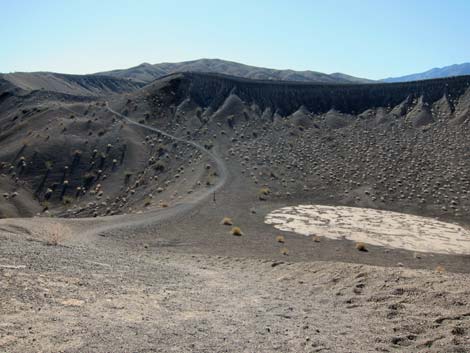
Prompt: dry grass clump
<box><xmin>280</xmin><ymin>247</ymin><xmax>289</xmax><ymax>256</ymax></box>
<box><xmin>258</xmin><ymin>187</ymin><xmax>271</xmax><ymax>201</ymax></box>
<box><xmin>41</xmin><ymin>201</ymin><xmax>50</xmax><ymax>212</ymax></box>
<box><xmin>435</xmin><ymin>265</ymin><xmax>446</xmax><ymax>273</ymax></box>
<box><xmin>355</xmin><ymin>242</ymin><xmax>368</xmax><ymax>252</ymax></box>
<box><xmin>221</xmin><ymin>217</ymin><xmax>233</xmax><ymax>226</ymax></box>
<box><xmin>276</xmin><ymin>235</ymin><xmax>285</xmax><ymax>243</ymax></box>
<box><xmin>259</xmin><ymin>187</ymin><xmax>270</xmax><ymax>195</ymax></box>
<box><xmin>231</xmin><ymin>227</ymin><xmax>243</xmax><ymax>236</ymax></box>
<box><xmin>44</xmin><ymin>223</ymin><xmax>71</xmax><ymax>246</ymax></box>
<box><xmin>313</xmin><ymin>235</ymin><xmax>321</xmax><ymax>243</ymax></box>
<box><xmin>62</xmin><ymin>196</ymin><xmax>73</xmax><ymax>205</ymax></box>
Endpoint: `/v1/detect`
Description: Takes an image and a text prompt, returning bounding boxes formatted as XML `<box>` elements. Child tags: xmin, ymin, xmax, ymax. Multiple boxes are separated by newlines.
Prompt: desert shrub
<box><xmin>62</xmin><ymin>196</ymin><xmax>73</xmax><ymax>205</ymax></box>
<box><xmin>124</xmin><ymin>171</ymin><xmax>134</xmax><ymax>184</ymax></box>
<box><xmin>156</xmin><ymin>144</ymin><xmax>168</xmax><ymax>157</ymax></box>
<box><xmin>99</xmin><ymin>153</ymin><xmax>107</xmax><ymax>168</ymax></box>
<box><xmin>41</xmin><ymin>201</ymin><xmax>50</xmax><ymax>211</ymax></box>
<box><xmin>355</xmin><ymin>242</ymin><xmax>367</xmax><ymax>252</ymax></box>
<box><xmin>231</xmin><ymin>227</ymin><xmax>243</xmax><ymax>236</ymax></box>
<box><xmin>258</xmin><ymin>187</ymin><xmax>270</xmax><ymax>201</ymax></box>
<box><xmin>154</xmin><ymin>161</ymin><xmax>166</xmax><ymax>172</ymax></box>
<box><xmin>227</xmin><ymin>116</ymin><xmax>234</xmax><ymax>129</ymax></box>
<box><xmin>83</xmin><ymin>172</ymin><xmax>96</xmax><ymax>188</ymax></box>
<box><xmin>276</xmin><ymin>235</ymin><xmax>285</xmax><ymax>243</ymax></box>
<box><xmin>44</xmin><ymin>223</ymin><xmax>71</xmax><ymax>246</ymax></box>
<box><xmin>259</xmin><ymin>187</ymin><xmax>270</xmax><ymax>195</ymax></box>
<box><xmin>72</xmin><ymin>150</ymin><xmax>82</xmax><ymax>166</ymax></box>
<box><xmin>280</xmin><ymin>247</ymin><xmax>289</xmax><ymax>255</ymax></box>
<box><xmin>221</xmin><ymin>217</ymin><xmax>233</xmax><ymax>226</ymax></box>
<box><xmin>44</xmin><ymin>160</ymin><xmax>54</xmax><ymax>170</ymax></box>
<box><xmin>44</xmin><ymin>188</ymin><xmax>52</xmax><ymax>200</ymax></box>
<box><xmin>313</xmin><ymin>235</ymin><xmax>321</xmax><ymax>242</ymax></box>
<box><xmin>144</xmin><ymin>198</ymin><xmax>152</xmax><ymax>207</ymax></box>
<box><xmin>435</xmin><ymin>265</ymin><xmax>446</xmax><ymax>273</ymax></box>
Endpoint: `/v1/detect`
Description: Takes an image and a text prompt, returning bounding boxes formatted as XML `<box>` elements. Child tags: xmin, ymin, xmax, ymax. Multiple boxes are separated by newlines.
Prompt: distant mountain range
<box><xmin>383</xmin><ymin>63</ymin><xmax>470</xmax><ymax>83</ymax></box>
<box><xmin>97</xmin><ymin>59</ymin><xmax>470</xmax><ymax>84</ymax></box>
<box><xmin>95</xmin><ymin>58</ymin><xmax>373</xmax><ymax>84</ymax></box>
<box><xmin>3</xmin><ymin>60</ymin><xmax>470</xmax><ymax>94</ymax></box>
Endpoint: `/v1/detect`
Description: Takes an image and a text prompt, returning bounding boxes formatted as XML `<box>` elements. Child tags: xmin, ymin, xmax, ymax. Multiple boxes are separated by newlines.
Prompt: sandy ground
<box><xmin>266</xmin><ymin>205</ymin><xmax>470</xmax><ymax>255</ymax></box>
<box><xmin>1</xmin><ymin>229</ymin><xmax>470</xmax><ymax>353</ymax></box>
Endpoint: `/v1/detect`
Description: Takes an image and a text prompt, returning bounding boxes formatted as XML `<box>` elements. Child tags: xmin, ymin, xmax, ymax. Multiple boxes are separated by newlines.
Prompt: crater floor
<box><xmin>266</xmin><ymin>205</ymin><xmax>470</xmax><ymax>255</ymax></box>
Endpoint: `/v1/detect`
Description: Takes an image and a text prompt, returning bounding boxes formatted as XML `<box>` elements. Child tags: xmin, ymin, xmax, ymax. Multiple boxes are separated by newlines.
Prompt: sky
<box><xmin>1</xmin><ymin>0</ymin><xmax>470</xmax><ymax>79</ymax></box>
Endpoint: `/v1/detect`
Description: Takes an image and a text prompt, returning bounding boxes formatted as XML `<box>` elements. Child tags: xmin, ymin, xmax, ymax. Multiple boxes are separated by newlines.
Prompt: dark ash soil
<box><xmin>1</xmin><ymin>229</ymin><xmax>470</xmax><ymax>353</ymax></box>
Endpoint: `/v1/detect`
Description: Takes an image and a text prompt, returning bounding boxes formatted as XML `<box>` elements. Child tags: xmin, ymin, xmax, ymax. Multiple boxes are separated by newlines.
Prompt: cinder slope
<box><xmin>1</xmin><ymin>72</ymin><xmax>144</xmax><ymax>96</ymax></box>
<box><xmin>115</xmin><ymin>73</ymin><xmax>470</xmax><ymax>222</ymax></box>
<box><xmin>3</xmin><ymin>72</ymin><xmax>470</xmax><ymax>224</ymax></box>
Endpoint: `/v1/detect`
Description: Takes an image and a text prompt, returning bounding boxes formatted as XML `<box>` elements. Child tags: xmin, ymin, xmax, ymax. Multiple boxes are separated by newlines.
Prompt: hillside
<box><xmin>3</xmin><ymin>71</ymin><xmax>470</xmax><ymax>222</ymax></box>
<box><xmin>1</xmin><ymin>72</ymin><xmax>144</xmax><ymax>96</ymax></box>
<box><xmin>96</xmin><ymin>58</ymin><xmax>373</xmax><ymax>84</ymax></box>
<box><xmin>383</xmin><ymin>62</ymin><xmax>470</xmax><ymax>82</ymax></box>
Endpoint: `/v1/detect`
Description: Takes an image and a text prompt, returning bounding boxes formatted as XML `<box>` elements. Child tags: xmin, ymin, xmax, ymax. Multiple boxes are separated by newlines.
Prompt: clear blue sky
<box><xmin>1</xmin><ymin>0</ymin><xmax>469</xmax><ymax>79</ymax></box>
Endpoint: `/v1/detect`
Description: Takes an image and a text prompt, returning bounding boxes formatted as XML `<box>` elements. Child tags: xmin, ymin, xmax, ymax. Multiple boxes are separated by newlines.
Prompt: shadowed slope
<box><xmin>1</xmin><ymin>72</ymin><xmax>144</xmax><ymax>96</ymax></box>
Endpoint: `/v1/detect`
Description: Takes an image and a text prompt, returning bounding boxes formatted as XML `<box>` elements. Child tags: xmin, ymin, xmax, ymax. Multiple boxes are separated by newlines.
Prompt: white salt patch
<box><xmin>265</xmin><ymin>205</ymin><xmax>470</xmax><ymax>255</ymax></box>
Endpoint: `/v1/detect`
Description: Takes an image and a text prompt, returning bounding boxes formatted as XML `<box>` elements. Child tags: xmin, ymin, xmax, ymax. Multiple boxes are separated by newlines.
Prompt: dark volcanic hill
<box><xmin>111</xmin><ymin>73</ymin><xmax>470</xmax><ymax>219</ymax></box>
<box><xmin>1</xmin><ymin>71</ymin><xmax>470</xmax><ymax>222</ymax></box>
<box><xmin>95</xmin><ymin>58</ymin><xmax>373</xmax><ymax>84</ymax></box>
<box><xmin>1</xmin><ymin>72</ymin><xmax>144</xmax><ymax>96</ymax></box>
<box><xmin>133</xmin><ymin>72</ymin><xmax>470</xmax><ymax>116</ymax></box>
<box><xmin>383</xmin><ymin>62</ymin><xmax>470</xmax><ymax>83</ymax></box>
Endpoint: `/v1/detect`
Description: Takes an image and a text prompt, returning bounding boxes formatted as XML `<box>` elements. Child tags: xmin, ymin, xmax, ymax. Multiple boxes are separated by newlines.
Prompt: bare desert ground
<box><xmin>1</xmin><ymin>224</ymin><xmax>470</xmax><ymax>353</ymax></box>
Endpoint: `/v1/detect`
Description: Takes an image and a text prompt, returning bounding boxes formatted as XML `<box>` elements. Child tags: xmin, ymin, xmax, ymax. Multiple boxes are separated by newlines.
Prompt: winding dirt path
<box><xmin>106</xmin><ymin>103</ymin><xmax>228</xmax><ymax>182</ymax></box>
<box><xmin>72</xmin><ymin>104</ymin><xmax>229</xmax><ymax>235</ymax></box>
<box><xmin>0</xmin><ymin>104</ymin><xmax>229</xmax><ymax>239</ymax></box>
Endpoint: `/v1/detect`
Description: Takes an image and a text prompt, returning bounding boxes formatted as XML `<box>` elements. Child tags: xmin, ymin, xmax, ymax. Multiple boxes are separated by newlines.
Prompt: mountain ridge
<box><xmin>0</xmin><ymin>72</ymin><xmax>145</xmax><ymax>96</ymax></box>
<box><xmin>383</xmin><ymin>62</ymin><xmax>470</xmax><ymax>82</ymax></box>
<box><xmin>95</xmin><ymin>58</ymin><xmax>374</xmax><ymax>84</ymax></box>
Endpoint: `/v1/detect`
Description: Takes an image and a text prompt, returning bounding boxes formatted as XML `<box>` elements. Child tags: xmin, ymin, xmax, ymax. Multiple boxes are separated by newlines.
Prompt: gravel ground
<box><xmin>1</xmin><ymin>229</ymin><xmax>470</xmax><ymax>353</ymax></box>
